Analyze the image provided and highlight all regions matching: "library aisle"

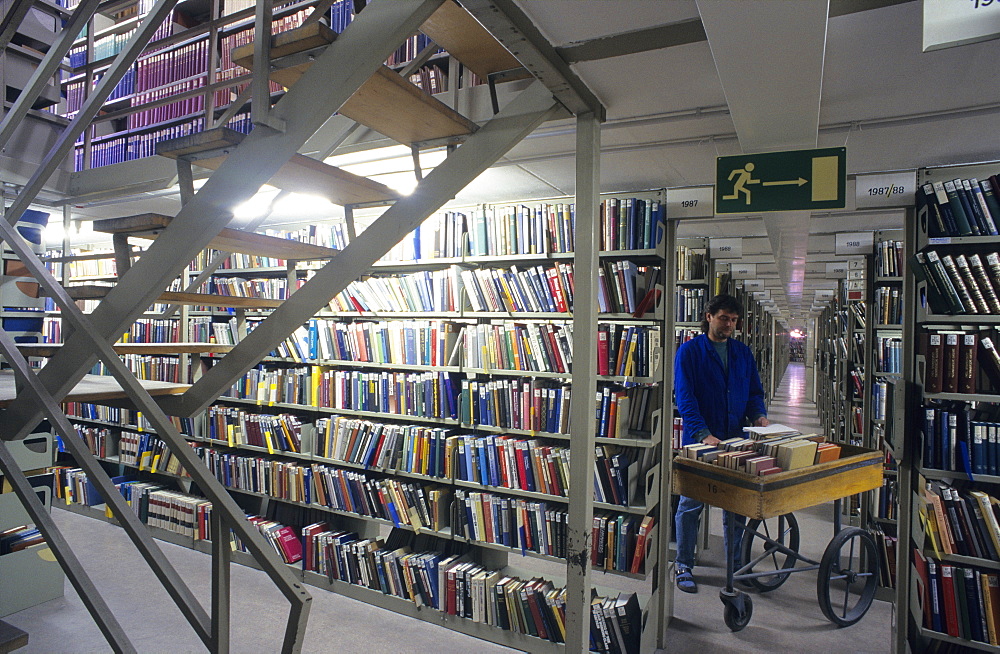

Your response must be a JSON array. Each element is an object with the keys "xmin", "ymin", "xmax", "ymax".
[{"xmin": 665, "ymin": 362, "xmax": 893, "ymax": 654}]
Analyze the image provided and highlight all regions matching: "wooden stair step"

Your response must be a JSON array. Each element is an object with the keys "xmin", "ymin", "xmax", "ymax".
[
  {"xmin": 231, "ymin": 23, "xmax": 478, "ymax": 146},
  {"xmin": 156, "ymin": 127, "xmax": 399, "ymax": 206},
  {"xmin": 92, "ymin": 211, "xmax": 339, "ymax": 261},
  {"xmin": 57, "ymin": 284, "xmax": 285, "ymax": 309},
  {"xmin": 420, "ymin": 0, "xmax": 528, "ymax": 80},
  {"xmin": 18, "ymin": 342, "xmax": 236, "ymax": 357},
  {"xmin": 0, "ymin": 620, "xmax": 27, "ymax": 654},
  {"xmin": 0, "ymin": 371, "xmax": 188, "ymax": 407}
]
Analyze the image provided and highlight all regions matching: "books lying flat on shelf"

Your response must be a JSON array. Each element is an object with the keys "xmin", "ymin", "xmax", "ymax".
[{"xmin": 742, "ymin": 423, "xmax": 799, "ymax": 438}]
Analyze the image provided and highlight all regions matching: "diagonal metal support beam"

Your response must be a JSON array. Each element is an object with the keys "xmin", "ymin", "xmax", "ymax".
[
  {"xmin": 4, "ymin": 0, "xmax": 179, "ymax": 227},
  {"xmin": 0, "ymin": 0, "xmax": 32, "ymax": 53},
  {"xmin": 3, "ymin": 0, "xmax": 447, "ymax": 441},
  {"xmin": 168, "ymin": 80, "xmax": 563, "ymax": 415},
  {"xmin": 0, "ymin": 0, "xmax": 103, "ymax": 151},
  {"xmin": 0, "ymin": 439, "xmax": 135, "ymax": 653},
  {"xmin": 0, "ymin": 199, "xmax": 311, "ymax": 652}
]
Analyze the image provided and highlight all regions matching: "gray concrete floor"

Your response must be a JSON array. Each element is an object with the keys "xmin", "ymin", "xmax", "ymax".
[{"xmin": 5, "ymin": 362, "xmax": 894, "ymax": 652}]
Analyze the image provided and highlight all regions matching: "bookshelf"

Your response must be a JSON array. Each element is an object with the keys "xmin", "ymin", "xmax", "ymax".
[
  {"xmin": 50, "ymin": 191, "xmax": 670, "ymax": 653},
  {"xmin": 902, "ymin": 161, "xmax": 1000, "ymax": 652}
]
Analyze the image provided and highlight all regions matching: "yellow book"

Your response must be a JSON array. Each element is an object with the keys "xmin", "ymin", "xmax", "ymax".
[
  {"xmin": 919, "ymin": 499, "xmax": 943, "ymax": 558},
  {"xmin": 310, "ymin": 366, "xmax": 321, "ymax": 408}
]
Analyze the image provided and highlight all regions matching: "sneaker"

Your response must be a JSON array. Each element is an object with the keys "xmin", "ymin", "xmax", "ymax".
[{"xmin": 676, "ymin": 566, "xmax": 697, "ymax": 593}]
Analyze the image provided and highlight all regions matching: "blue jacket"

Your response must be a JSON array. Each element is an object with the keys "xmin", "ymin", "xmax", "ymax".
[{"xmin": 675, "ymin": 334, "xmax": 767, "ymax": 445}]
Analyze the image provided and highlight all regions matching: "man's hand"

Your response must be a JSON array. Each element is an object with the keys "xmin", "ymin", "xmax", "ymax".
[
  {"xmin": 702, "ymin": 435, "xmax": 720, "ymax": 446},
  {"xmin": 754, "ymin": 417, "xmax": 770, "ymax": 427}
]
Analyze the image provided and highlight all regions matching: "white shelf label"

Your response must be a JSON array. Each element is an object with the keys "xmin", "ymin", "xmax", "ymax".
[
  {"xmin": 826, "ymin": 262, "xmax": 848, "ymax": 278},
  {"xmin": 848, "ymin": 269, "xmax": 866, "ymax": 280},
  {"xmin": 848, "ymin": 280, "xmax": 866, "ymax": 290},
  {"xmin": 836, "ymin": 232, "xmax": 874, "ymax": 255},
  {"xmin": 709, "ymin": 237, "xmax": 743, "ymax": 259},
  {"xmin": 666, "ymin": 186, "xmax": 715, "ymax": 219},
  {"xmin": 855, "ymin": 171, "xmax": 916, "ymax": 208},
  {"xmin": 743, "ymin": 280, "xmax": 765, "ymax": 291},
  {"xmin": 731, "ymin": 263, "xmax": 756, "ymax": 279},
  {"xmin": 924, "ymin": 0, "xmax": 1000, "ymax": 51}
]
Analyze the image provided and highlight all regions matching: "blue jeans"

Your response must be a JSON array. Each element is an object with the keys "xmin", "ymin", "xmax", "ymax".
[{"xmin": 674, "ymin": 495, "xmax": 746, "ymax": 571}]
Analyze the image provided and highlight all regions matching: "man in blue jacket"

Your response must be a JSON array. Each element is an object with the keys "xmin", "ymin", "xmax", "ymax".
[{"xmin": 673, "ymin": 294, "xmax": 768, "ymax": 593}]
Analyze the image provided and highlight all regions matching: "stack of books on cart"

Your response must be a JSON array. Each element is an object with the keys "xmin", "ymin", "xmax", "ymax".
[{"xmin": 677, "ymin": 424, "xmax": 842, "ymax": 476}]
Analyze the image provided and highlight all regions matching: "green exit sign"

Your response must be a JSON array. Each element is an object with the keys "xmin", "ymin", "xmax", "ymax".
[{"xmin": 716, "ymin": 147, "xmax": 846, "ymax": 213}]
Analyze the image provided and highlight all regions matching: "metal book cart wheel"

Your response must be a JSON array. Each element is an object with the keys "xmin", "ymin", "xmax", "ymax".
[{"xmin": 673, "ymin": 444, "xmax": 884, "ymax": 632}]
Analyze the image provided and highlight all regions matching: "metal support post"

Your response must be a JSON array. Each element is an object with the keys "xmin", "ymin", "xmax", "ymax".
[
  {"xmin": 0, "ymin": 0, "xmax": 102, "ymax": 150},
  {"xmin": 211, "ymin": 510, "xmax": 231, "ymax": 654},
  {"xmin": 251, "ymin": 0, "xmax": 284, "ymax": 132},
  {"xmin": 170, "ymin": 81, "xmax": 562, "ymax": 415},
  {"xmin": 5, "ymin": 0, "xmax": 449, "ymax": 439},
  {"xmin": 112, "ymin": 234, "xmax": 132, "ymax": 275},
  {"xmin": 0, "ymin": 0, "xmax": 32, "ymax": 52},
  {"xmin": 563, "ymin": 111, "xmax": 599, "ymax": 653},
  {"xmin": 0, "ymin": 442, "xmax": 135, "ymax": 653}
]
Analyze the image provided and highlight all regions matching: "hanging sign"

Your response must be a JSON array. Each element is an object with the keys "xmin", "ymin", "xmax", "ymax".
[
  {"xmin": 709, "ymin": 238, "xmax": 743, "ymax": 259},
  {"xmin": 730, "ymin": 263, "xmax": 756, "ymax": 279},
  {"xmin": 666, "ymin": 186, "xmax": 715, "ymax": 219},
  {"xmin": 923, "ymin": 0, "xmax": 1000, "ymax": 51},
  {"xmin": 855, "ymin": 171, "xmax": 916, "ymax": 208},
  {"xmin": 826, "ymin": 262, "xmax": 848, "ymax": 278},
  {"xmin": 835, "ymin": 232, "xmax": 874, "ymax": 255},
  {"xmin": 715, "ymin": 147, "xmax": 846, "ymax": 213}
]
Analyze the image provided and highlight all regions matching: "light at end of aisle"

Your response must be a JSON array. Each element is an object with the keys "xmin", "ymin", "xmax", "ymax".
[{"xmin": 790, "ymin": 329, "xmax": 805, "ymax": 339}]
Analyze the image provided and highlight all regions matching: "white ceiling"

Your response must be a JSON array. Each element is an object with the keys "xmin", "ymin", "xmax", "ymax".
[{"xmin": 49, "ymin": 0, "xmax": 1000, "ymax": 329}]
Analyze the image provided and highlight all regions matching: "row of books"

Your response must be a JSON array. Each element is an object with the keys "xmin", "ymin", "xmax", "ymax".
[
  {"xmin": 919, "ymin": 174, "xmax": 1000, "ymax": 237},
  {"xmin": 600, "ymin": 198, "xmax": 666, "ymax": 253},
  {"xmin": 118, "ymin": 430, "xmax": 192, "ymax": 476},
  {"xmin": 873, "ymin": 380, "xmax": 894, "ymax": 421},
  {"xmin": 874, "ymin": 285, "xmax": 903, "ymax": 325},
  {"xmin": 204, "ymin": 406, "xmax": 303, "ymax": 453},
  {"xmin": 913, "ymin": 551, "xmax": 1000, "ymax": 646},
  {"xmin": 73, "ymin": 116, "xmax": 207, "ymax": 171},
  {"xmin": 450, "ymin": 434, "xmax": 570, "ymax": 498},
  {"xmin": 875, "ymin": 478, "xmax": 898, "ymax": 521},
  {"xmin": 591, "ymin": 513, "xmax": 654, "ymax": 576},
  {"xmin": 675, "ymin": 246, "xmax": 706, "ymax": 281},
  {"xmin": 874, "ymin": 334, "xmax": 903, "ymax": 374},
  {"xmin": 309, "ymin": 464, "xmax": 442, "ymax": 531},
  {"xmin": 920, "ymin": 403, "xmax": 1000, "ymax": 476},
  {"xmin": 875, "ymin": 238, "xmax": 905, "ymax": 278},
  {"xmin": 278, "ymin": 319, "xmax": 462, "ymax": 367},
  {"xmin": 913, "ymin": 249, "xmax": 1000, "ymax": 316},
  {"xmin": 120, "ymin": 354, "xmax": 192, "ymax": 383},
  {"xmin": 462, "ymin": 264, "xmax": 575, "ymax": 314},
  {"xmin": 920, "ymin": 482, "xmax": 1000, "ymax": 562},
  {"xmin": 674, "ymin": 328, "xmax": 700, "ymax": 347},
  {"xmin": 302, "ymin": 526, "xmax": 625, "ymax": 647},
  {"xmin": 384, "ymin": 211, "xmax": 467, "ymax": 261},
  {"xmin": 451, "ymin": 489, "xmax": 567, "ymax": 558},
  {"xmin": 315, "ymin": 417, "xmax": 451, "ymax": 477},
  {"xmin": 122, "ymin": 318, "xmax": 184, "ymax": 344},
  {"xmin": 199, "ymin": 448, "xmax": 313, "ymax": 505},
  {"xmin": 921, "ymin": 329, "xmax": 1000, "ymax": 394},
  {"xmin": 462, "ymin": 322, "xmax": 574, "ymax": 374},
  {"xmin": 332, "ymin": 268, "xmax": 462, "ymax": 313},
  {"xmin": 202, "ymin": 276, "xmax": 302, "ymax": 300},
  {"xmin": 74, "ymin": 424, "xmax": 114, "ymax": 459},
  {"xmin": 870, "ymin": 524, "xmax": 897, "ymax": 590},
  {"xmin": 0, "ymin": 525, "xmax": 44, "ymax": 556},
  {"xmin": 674, "ymin": 287, "xmax": 707, "ymax": 323},
  {"xmin": 127, "ymin": 78, "xmax": 206, "ymax": 131},
  {"xmin": 458, "ymin": 378, "xmax": 571, "ymax": 435},
  {"xmin": 469, "ymin": 203, "xmax": 576, "ymax": 257}
]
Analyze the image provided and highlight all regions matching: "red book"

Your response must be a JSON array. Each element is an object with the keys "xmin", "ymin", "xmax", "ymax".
[
  {"xmin": 941, "ymin": 564, "xmax": 960, "ymax": 637},
  {"xmin": 515, "ymin": 443, "xmax": 530, "ymax": 490},
  {"xmin": 523, "ymin": 586, "xmax": 549, "ymax": 640},
  {"xmin": 545, "ymin": 324, "xmax": 565, "ymax": 373},
  {"xmin": 275, "ymin": 525, "xmax": 303, "ymax": 564},
  {"xmin": 629, "ymin": 516, "xmax": 655, "ymax": 574},
  {"xmin": 597, "ymin": 329, "xmax": 610, "ymax": 376},
  {"xmin": 546, "ymin": 267, "xmax": 568, "ymax": 312}
]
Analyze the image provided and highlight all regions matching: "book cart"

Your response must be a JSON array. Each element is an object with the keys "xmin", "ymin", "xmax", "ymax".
[{"xmin": 673, "ymin": 444, "xmax": 884, "ymax": 631}]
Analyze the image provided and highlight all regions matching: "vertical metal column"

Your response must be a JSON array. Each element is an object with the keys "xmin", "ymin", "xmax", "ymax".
[
  {"xmin": 211, "ymin": 510, "xmax": 231, "ymax": 653},
  {"xmin": 564, "ymin": 111, "xmax": 599, "ymax": 653}
]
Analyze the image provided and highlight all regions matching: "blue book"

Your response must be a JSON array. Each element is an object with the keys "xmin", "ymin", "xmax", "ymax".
[{"xmin": 476, "ymin": 439, "xmax": 489, "ymax": 485}]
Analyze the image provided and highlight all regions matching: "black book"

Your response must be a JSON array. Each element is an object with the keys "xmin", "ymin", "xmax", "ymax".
[
  {"xmin": 962, "ymin": 566, "xmax": 985, "ymax": 642},
  {"xmin": 920, "ymin": 183, "xmax": 950, "ymax": 237},
  {"xmin": 614, "ymin": 592, "xmax": 642, "ymax": 654},
  {"xmin": 954, "ymin": 179, "xmax": 983, "ymax": 235}
]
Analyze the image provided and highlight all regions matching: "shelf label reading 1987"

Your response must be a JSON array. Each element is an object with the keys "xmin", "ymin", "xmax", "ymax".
[{"xmin": 666, "ymin": 186, "xmax": 714, "ymax": 219}]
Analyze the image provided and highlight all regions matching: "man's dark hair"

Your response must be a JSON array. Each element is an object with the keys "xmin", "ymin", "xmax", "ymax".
[{"xmin": 701, "ymin": 294, "xmax": 743, "ymax": 332}]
